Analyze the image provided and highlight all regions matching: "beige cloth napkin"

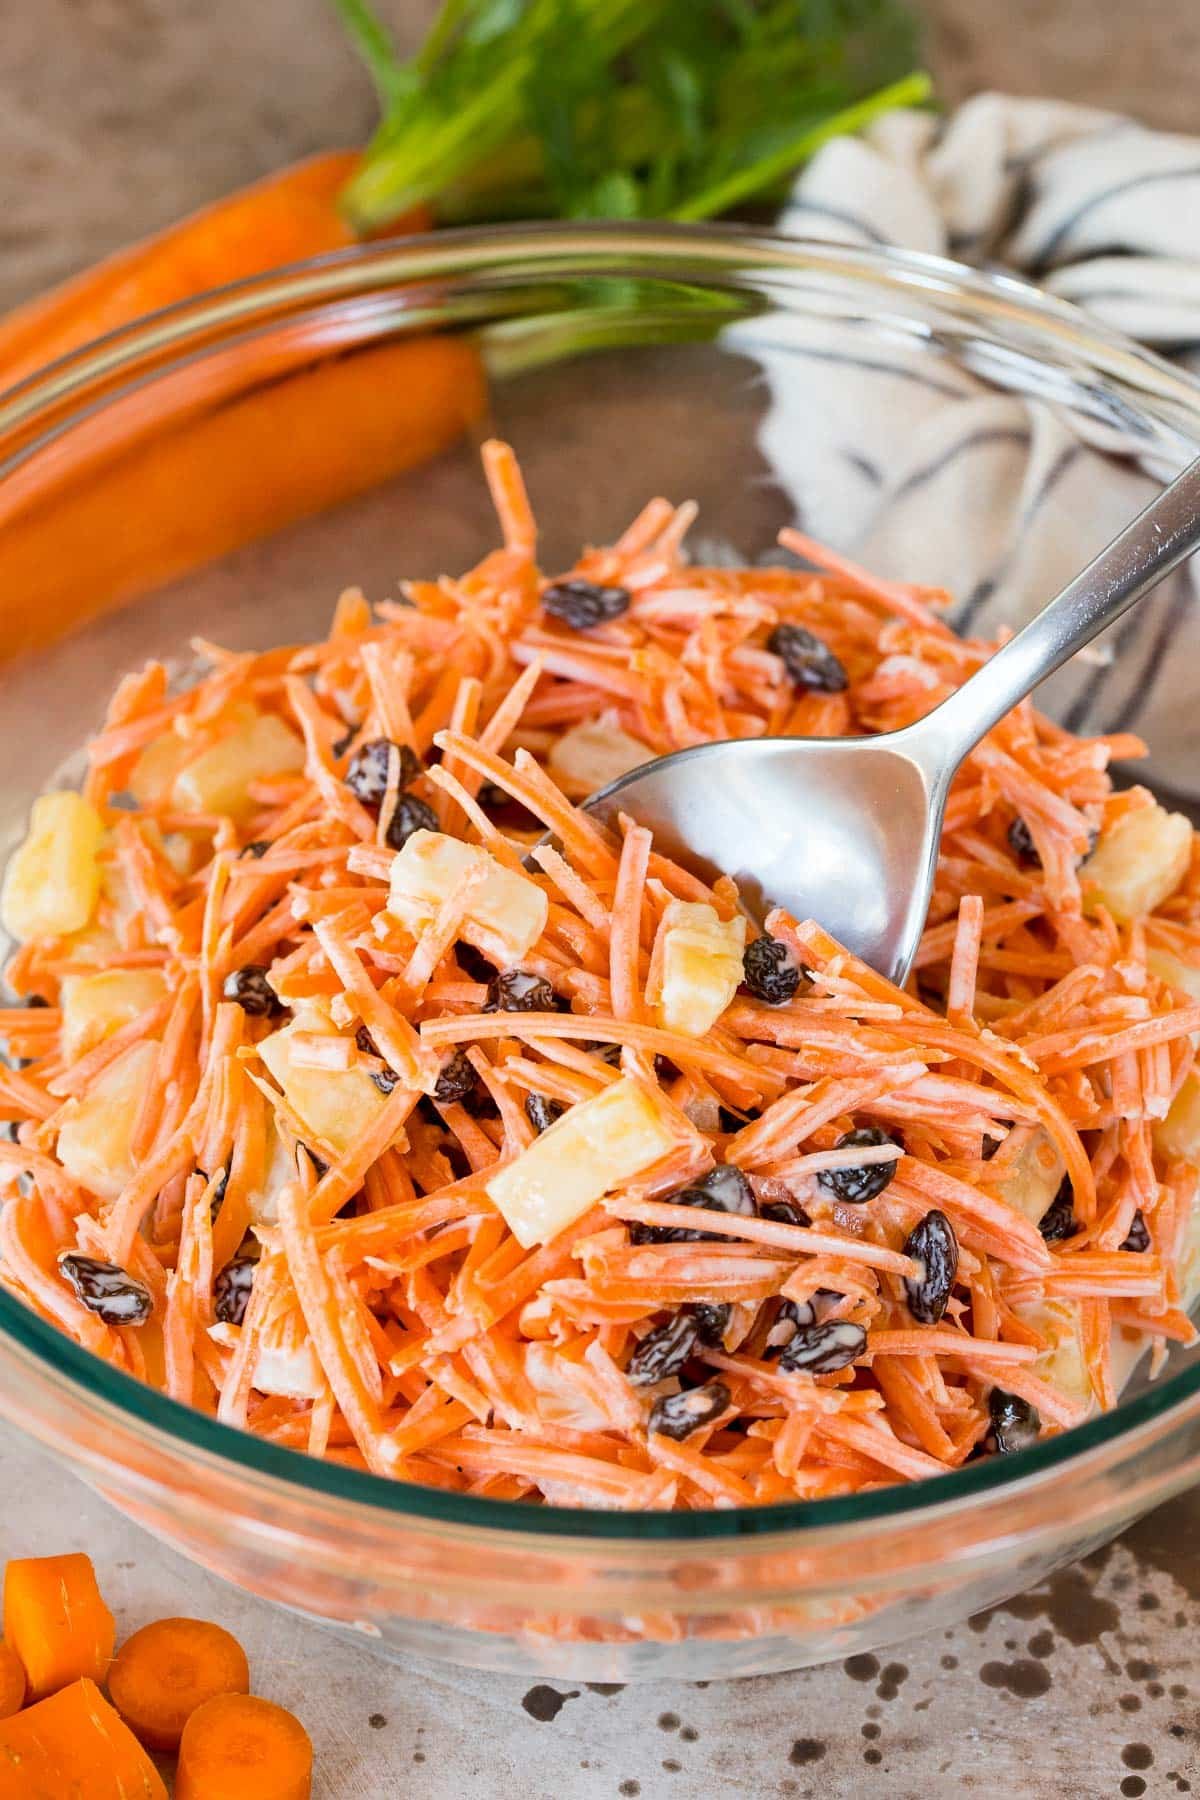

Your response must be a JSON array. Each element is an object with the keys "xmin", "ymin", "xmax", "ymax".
[{"xmin": 751, "ymin": 95, "xmax": 1200, "ymax": 792}]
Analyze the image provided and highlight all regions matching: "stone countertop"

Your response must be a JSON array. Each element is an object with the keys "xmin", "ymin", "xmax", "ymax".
[
  {"xmin": 2, "ymin": 3, "xmax": 1199, "ymax": 1794},
  {"xmin": 1, "ymin": 1437, "xmax": 1197, "ymax": 1799}
]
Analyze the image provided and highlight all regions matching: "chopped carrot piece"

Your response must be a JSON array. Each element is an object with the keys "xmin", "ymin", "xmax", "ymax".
[
  {"xmin": 0, "ymin": 1646, "xmax": 23, "ymax": 1721},
  {"xmin": 2, "ymin": 1554, "xmax": 115, "ymax": 1703},
  {"xmin": 0, "ymin": 1678, "xmax": 166, "ymax": 1798},
  {"xmin": 176, "ymin": 1692, "xmax": 312, "ymax": 1800},
  {"xmin": 108, "ymin": 1616, "xmax": 250, "ymax": 1752}
]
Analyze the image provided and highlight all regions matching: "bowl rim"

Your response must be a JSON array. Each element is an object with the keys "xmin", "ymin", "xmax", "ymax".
[{"xmin": 3, "ymin": 218, "xmax": 1200, "ymax": 1543}]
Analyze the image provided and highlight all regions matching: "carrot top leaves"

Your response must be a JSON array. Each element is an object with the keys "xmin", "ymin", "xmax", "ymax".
[{"xmin": 333, "ymin": 0, "xmax": 929, "ymax": 230}]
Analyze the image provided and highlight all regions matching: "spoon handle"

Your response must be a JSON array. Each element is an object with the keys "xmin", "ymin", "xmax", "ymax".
[{"xmin": 909, "ymin": 455, "xmax": 1200, "ymax": 779}]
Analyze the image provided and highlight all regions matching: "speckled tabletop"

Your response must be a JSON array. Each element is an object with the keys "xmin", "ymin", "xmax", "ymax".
[{"xmin": 2, "ymin": 2, "xmax": 1200, "ymax": 1795}]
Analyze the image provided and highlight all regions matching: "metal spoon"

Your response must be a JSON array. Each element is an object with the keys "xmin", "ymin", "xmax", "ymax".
[{"xmin": 583, "ymin": 457, "xmax": 1200, "ymax": 985}]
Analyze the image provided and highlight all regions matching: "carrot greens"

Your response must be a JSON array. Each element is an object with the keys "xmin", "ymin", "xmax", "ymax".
[{"xmin": 334, "ymin": 0, "xmax": 929, "ymax": 231}]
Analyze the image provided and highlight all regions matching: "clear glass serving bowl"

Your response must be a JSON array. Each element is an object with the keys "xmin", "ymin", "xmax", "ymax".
[{"xmin": 1, "ymin": 225, "xmax": 1199, "ymax": 1681}]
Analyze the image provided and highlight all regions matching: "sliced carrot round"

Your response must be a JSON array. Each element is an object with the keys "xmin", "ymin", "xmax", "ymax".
[
  {"xmin": 0, "ymin": 1643, "xmax": 25, "ymax": 1721},
  {"xmin": 176, "ymin": 1692, "xmax": 312, "ymax": 1800},
  {"xmin": 108, "ymin": 1616, "xmax": 250, "ymax": 1752}
]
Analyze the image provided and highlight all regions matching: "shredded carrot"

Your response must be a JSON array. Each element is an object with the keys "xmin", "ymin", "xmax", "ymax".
[{"xmin": 1, "ymin": 441, "xmax": 1197, "ymax": 1539}]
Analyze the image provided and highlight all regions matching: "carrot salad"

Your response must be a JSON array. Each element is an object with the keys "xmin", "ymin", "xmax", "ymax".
[{"xmin": 1, "ymin": 440, "xmax": 1198, "ymax": 1511}]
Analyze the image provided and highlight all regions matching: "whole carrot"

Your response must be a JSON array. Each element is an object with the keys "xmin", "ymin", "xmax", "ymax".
[
  {"xmin": 0, "ymin": 152, "xmax": 474, "ymax": 657},
  {"xmin": 0, "ymin": 332, "xmax": 487, "ymax": 657},
  {"xmin": 0, "ymin": 152, "xmax": 428, "ymax": 394}
]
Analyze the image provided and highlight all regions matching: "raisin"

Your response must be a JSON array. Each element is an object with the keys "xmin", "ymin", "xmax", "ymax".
[
  {"xmin": 525, "ymin": 1093, "xmax": 564, "ymax": 1134},
  {"xmin": 816, "ymin": 1126, "xmax": 900, "ymax": 1204},
  {"xmin": 589, "ymin": 1041, "xmax": 624, "ymax": 1067},
  {"xmin": 764, "ymin": 1297, "xmax": 816, "ymax": 1357},
  {"xmin": 355, "ymin": 1026, "xmax": 399, "ymax": 1095},
  {"xmin": 1120, "ymin": 1210, "xmax": 1151, "ymax": 1253},
  {"xmin": 239, "ymin": 839, "xmax": 272, "ymax": 859},
  {"xmin": 221, "ymin": 965, "xmax": 282, "ymax": 1017},
  {"xmin": 742, "ymin": 935, "xmax": 808, "ymax": 1005},
  {"xmin": 648, "ymin": 1380, "xmax": 730, "ymax": 1441},
  {"xmin": 1039, "ymin": 1176, "xmax": 1080, "ymax": 1242},
  {"xmin": 58, "ymin": 1252, "xmax": 152, "ymax": 1326},
  {"xmin": 23, "ymin": 994, "xmax": 49, "ymax": 1009},
  {"xmin": 542, "ymin": 579, "xmax": 631, "ymax": 630},
  {"xmin": 461, "ymin": 1083, "xmax": 499, "ymax": 1120},
  {"xmin": 346, "ymin": 738, "xmax": 422, "ymax": 808},
  {"xmin": 903, "ymin": 1209, "xmax": 959, "ymax": 1324},
  {"xmin": 759, "ymin": 1192, "xmax": 811, "ymax": 1228},
  {"xmin": 627, "ymin": 1312, "xmax": 699, "ymax": 1386},
  {"xmin": 484, "ymin": 970, "xmax": 556, "ymax": 1013},
  {"xmin": 383, "ymin": 793, "xmax": 438, "ymax": 851},
  {"xmin": 989, "ymin": 1387, "xmax": 1041, "ymax": 1454},
  {"xmin": 455, "ymin": 941, "xmax": 496, "ymax": 984},
  {"xmin": 196, "ymin": 1166, "xmax": 229, "ymax": 1220},
  {"xmin": 433, "ymin": 1051, "xmax": 477, "ymax": 1104},
  {"xmin": 777, "ymin": 1318, "xmax": 866, "ymax": 1374},
  {"xmin": 214, "ymin": 1256, "xmax": 257, "ymax": 1327},
  {"xmin": 331, "ymin": 722, "xmax": 359, "ymax": 761},
  {"xmin": 1009, "ymin": 815, "xmax": 1097, "ymax": 870},
  {"xmin": 686, "ymin": 1302, "xmax": 731, "ymax": 1347},
  {"xmin": 1007, "ymin": 815, "xmax": 1040, "ymax": 867},
  {"xmin": 632, "ymin": 1164, "xmax": 756, "ymax": 1244},
  {"xmin": 767, "ymin": 623, "xmax": 848, "ymax": 693}
]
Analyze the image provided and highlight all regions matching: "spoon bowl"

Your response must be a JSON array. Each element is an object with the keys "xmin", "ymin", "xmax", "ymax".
[
  {"xmin": 586, "ymin": 457, "xmax": 1200, "ymax": 981},
  {"xmin": 585, "ymin": 729, "xmax": 942, "ymax": 984}
]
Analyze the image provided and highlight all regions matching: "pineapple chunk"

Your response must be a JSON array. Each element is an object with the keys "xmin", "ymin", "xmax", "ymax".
[
  {"xmin": 992, "ymin": 1128, "xmax": 1065, "ymax": 1228},
  {"xmin": 259, "ymin": 1019, "xmax": 389, "ymax": 1159},
  {"xmin": 1154, "ymin": 1069, "xmax": 1200, "ymax": 1162},
  {"xmin": 650, "ymin": 901, "xmax": 746, "ymax": 1039},
  {"xmin": 129, "ymin": 702, "xmax": 256, "ymax": 807},
  {"xmin": 1146, "ymin": 946, "xmax": 1200, "ymax": 1004},
  {"xmin": 486, "ymin": 1077, "xmax": 679, "ymax": 1248},
  {"xmin": 128, "ymin": 729, "xmax": 195, "ymax": 809},
  {"xmin": 1083, "ymin": 803, "xmax": 1192, "ymax": 923},
  {"xmin": 1016, "ymin": 1296, "xmax": 1093, "ymax": 1411},
  {"xmin": 1, "ymin": 792, "xmax": 104, "ymax": 942},
  {"xmin": 387, "ymin": 830, "xmax": 548, "ymax": 965},
  {"xmin": 252, "ymin": 1335, "xmax": 323, "ymax": 1400},
  {"xmin": 547, "ymin": 716, "xmax": 652, "ymax": 796},
  {"xmin": 245, "ymin": 1123, "xmax": 296, "ymax": 1227},
  {"xmin": 60, "ymin": 969, "xmax": 169, "ymax": 1060},
  {"xmin": 171, "ymin": 710, "xmax": 304, "ymax": 819},
  {"xmin": 56, "ymin": 1040, "xmax": 160, "ymax": 1199}
]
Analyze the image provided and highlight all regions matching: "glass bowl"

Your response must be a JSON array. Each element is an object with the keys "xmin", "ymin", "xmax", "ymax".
[{"xmin": 1, "ymin": 224, "xmax": 1199, "ymax": 1681}]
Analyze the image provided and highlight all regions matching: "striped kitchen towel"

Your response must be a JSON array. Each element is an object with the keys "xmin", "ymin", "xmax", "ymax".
[{"xmin": 756, "ymin": 94, "xmax": 1200, "ymax": 793}]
